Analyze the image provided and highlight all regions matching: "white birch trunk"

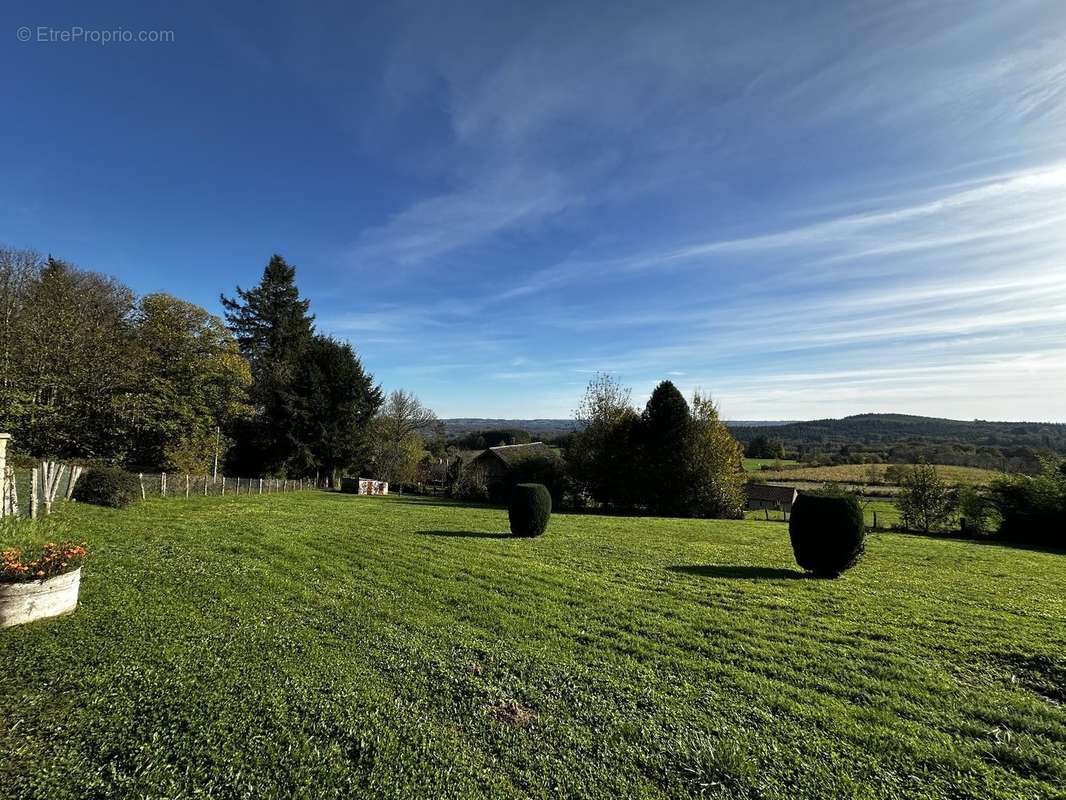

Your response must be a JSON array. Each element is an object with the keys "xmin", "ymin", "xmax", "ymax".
[
  {"xmin": 30, "ymin": 467, "xmax": 38, "ymax": 519},
  {"xmin": 6, "ymin": 466, "xmax": 18, "ymax": 516},
  {"xmin": 64, "ymin": 465, "xmax": 83, "ymax": 501}
]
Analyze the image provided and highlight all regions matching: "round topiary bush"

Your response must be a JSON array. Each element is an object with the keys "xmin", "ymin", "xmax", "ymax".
[
  {"xmin": 72, "ymin": 466, "xmax": 141, "ymax": 508},
  {"xmin": 788, "ymin": 491, "xmax": 865, "ymax": 577},
  {"xmin": 508, "ymin": 483, "xmax": 552, "ymax": 537}
]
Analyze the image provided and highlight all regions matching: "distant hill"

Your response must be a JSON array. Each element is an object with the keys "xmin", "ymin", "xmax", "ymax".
[
  {"xmin": 443, "ymin": 418, "xmax": 793, "ymax": 437},
  {"xmin": 731, "ymin": 413, "xmax": 1066, "ymax": 472},
  {"xmin": 443, "ymin": 413, "xmax": 1066, "ymax": 472},
  {"xmin": 442, "ymin": 419, "xmax": 582, "ymax": 439}
]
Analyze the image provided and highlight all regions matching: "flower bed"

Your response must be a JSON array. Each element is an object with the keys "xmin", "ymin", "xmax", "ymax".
[{"xmin": 1, "ymin": 541, "xmax": 87, "ymax": 628}]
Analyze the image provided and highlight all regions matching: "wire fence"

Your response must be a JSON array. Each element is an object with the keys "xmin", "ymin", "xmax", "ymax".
[
  {"xmin": 134, "ymin": 473, "xmax": 325, "ymax": 499},
  {"xmin": 1, "ymin": 467, "xmax": 324, "ymax": 520}
]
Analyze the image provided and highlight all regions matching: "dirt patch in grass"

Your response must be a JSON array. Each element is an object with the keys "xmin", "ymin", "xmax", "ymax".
[{"xmin": 489, "ymin": 699, "xmax": 537, "ymax": 728}]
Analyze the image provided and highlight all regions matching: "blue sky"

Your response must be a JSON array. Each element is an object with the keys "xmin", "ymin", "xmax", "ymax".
[{"xmin": 3, "ymin": 1, "xmax": 1065, "ymax": 420}]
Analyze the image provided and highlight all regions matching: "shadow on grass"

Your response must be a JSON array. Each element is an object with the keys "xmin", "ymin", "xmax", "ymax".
[
  {"xmin": 668, "ymin": 564, "xmax": 810, "ymax": 580},
  {"xmin": 887, "ymin": 528, "xmax": 1066, "ymax": 556},
  {"xmin": 418, "ymin": 530, "xmax": 513, "ymax": 539}
]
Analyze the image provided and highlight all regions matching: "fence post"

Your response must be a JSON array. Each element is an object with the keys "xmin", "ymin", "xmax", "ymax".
[
  {"xmin": 185, "ymin": 474, "xmax": 190, "ymax": 498},
  {"xmin": 139, "ymin": 473, "xmax": 146, "ymax": 500},
  {"xmin": 30, "ymin": 467, "xmax": 39, "ymax": 519},
  {"xmin": 161, "ymin": 472, "xmax": 167, "ymax": 498},
  {"xmin": 259, "ymin": 478, "xmax": 263, "ymax": 495},
  {"xmin": 204, "ymin": 475, "xmax": 208, "ymax": 496},
  {"xmin": 221, "ymin": 476, "xmax": 226, "ymax": 496}
]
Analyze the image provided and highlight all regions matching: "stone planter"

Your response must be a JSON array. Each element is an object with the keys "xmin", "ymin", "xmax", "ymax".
[{"xmin": 0, "ymin": 567, "xmax": 81, "ymax": 628}]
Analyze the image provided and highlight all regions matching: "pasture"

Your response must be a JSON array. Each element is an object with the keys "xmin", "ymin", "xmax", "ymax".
[
  {"xmin": 753, "ymin": 463, "xmax": 1000, "ymax": 487},
  {"xmin": 743, "ymin": 498, "xmax": 901, "ymax": 528},
  {"xmin": 742, "ymin": 457, "xmax": 800, "ymax": 472},
  {"xmin": 2, "ymin": 493, "xmax": 1064, "ymax": 799}
]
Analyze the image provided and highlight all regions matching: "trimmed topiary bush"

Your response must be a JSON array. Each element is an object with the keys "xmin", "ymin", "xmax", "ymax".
[
  {"xmin": 788, "ymin": 491, "xmax": 865, "ymax": 577},
  {"xmin": 72, "ymin": 466, "xmax": 141, "ymax": 508},
  {"xmin": 508, "ymin": 483, "xmax": 552, "ymax": 537}
]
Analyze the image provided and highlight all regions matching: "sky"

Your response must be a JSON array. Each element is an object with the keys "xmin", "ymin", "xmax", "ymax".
[{"xmin": 2, "ymin": 0, "xmax": 1065, "ymax": 421}]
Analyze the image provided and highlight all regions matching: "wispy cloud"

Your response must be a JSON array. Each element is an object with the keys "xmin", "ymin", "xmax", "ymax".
[
  {"xmin": 349, "ymin": 166, "xmax": 575, "ymax": 266},
  {"xmin": 315, "ymin": 2, "xmax": 1066, "ymax": 419}
]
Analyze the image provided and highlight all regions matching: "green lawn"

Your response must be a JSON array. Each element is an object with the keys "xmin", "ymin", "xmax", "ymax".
[
  {"xmin": 744, "ymin": 499, "xmax": 901, "ymax": 529},
  {"xmin": 2, "ymin": 493, "xmax": 1064, "ymax": 799}
]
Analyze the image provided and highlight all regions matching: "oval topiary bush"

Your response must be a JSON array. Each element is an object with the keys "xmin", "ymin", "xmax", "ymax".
[
  {"xmin": 788, "ymin": 491, "xmax": 866, "ymax": 577},
  {"xmin": 508, "ymin": 483, "xmax": 552, "ymax": 537},
  {"xmin": 72, "ymin": 466, "xmax": 141, "ymax": 508}
]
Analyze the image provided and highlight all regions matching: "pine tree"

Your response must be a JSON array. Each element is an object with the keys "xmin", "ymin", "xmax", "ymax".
[
  {"xmin": 290, "ymin": 336, "xmax": 383, "ymax": 485},
  {"xmin": 221, "ymin": 255, "xmax": 315, "ymax": 473}
]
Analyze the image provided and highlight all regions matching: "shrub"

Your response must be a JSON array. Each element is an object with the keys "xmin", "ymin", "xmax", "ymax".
[
  {"xmin": 452, "ymin": 463, "xmax": 489, "ymax": 502},
  {"xmin": 72, "ymin": 466, "xmax": 141, "ymax": 508},
  {"xmin": 505, "ymin": 452, "xmax": 569, "ymax": 508},
  {"xmin": 508, "ymin": 483, "xmax": 552, "ymax": 537},
  {"xmin": 958, "ymin": 486, "xmax": 997, "ymax": 535},
  {"xmin": 884, "ymin": 464, "xmax": 912, "ymax": 484},
  {"xmin": 897, "ymin": 463, "xmax": 956, "ymax": 533},
  {"xmin": 989, "ymin": 459, "xmax": 1066, "ymax": 548},
  {"xmin": 788, "ymin": 491, "xmax": 866, "ymax": 577}
]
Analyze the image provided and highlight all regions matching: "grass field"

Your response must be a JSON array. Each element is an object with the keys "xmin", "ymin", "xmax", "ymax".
[
  {"xmin": 744, "ymin": 498, "xmax": 901, "ymax": 529},
  {"xmin": 2, "ymin": 493, "xmax": 1064, "ymax": 799},
  {"xmin": 742, "ymin": 458, "xmax": 800, "ymax": 472},
  {"xmin": 753, "ymin": 463, "xmax": 1000, "ymax": 487}
]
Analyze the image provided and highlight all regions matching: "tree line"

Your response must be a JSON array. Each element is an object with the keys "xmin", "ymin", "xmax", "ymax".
[
  {"xmin": 732, "ymin": 414, "xmax": 1066, "ymax": 473},
  {"xmin": 0, "ymin": 245, "xmax": 438, "ymax": 484}
]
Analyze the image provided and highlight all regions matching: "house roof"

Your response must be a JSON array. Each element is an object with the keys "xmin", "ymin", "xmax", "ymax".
[
  {"xmin": 746, "ymin": 484, "xmax": 798, "ymax": 504},
  {"xmin": 474, "ymin": 441, "xmax": 554, "ymax": 467}
]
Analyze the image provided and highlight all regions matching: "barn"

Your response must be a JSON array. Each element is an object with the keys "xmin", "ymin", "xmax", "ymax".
[
  {"xmin": 469, "ymin": 442, "xmax": 554, "ymax": 499},
  {"xmin": 745, "ymin": 483, "xmax": 799, "ymax": 514}
]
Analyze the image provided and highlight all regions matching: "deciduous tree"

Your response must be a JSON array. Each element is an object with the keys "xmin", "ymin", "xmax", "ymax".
[
  {"xmin": 687, "ymin": 391, "xmax": 745, "ymax": 518},
  {"xmin": 126, "ymin": 293, "xmax": 253, "ymax": 472},
  {"xmin": 367, "ymin": 390, "xmax": 438, "ymax": 485}
]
